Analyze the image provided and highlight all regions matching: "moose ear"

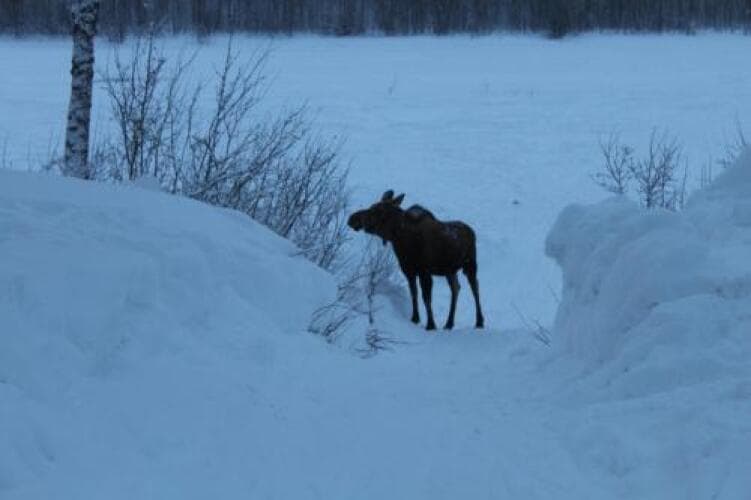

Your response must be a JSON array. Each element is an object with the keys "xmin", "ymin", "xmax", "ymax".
[
  {"xmin": 381, "ymin": 189, "xmax": 394, "ymax": 201},
  {"xmin": 393, "ymin": 193, "xmax": 405, "ymax": 206}
]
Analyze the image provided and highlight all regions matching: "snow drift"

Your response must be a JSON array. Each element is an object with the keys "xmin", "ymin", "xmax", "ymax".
[
  {"xmin": 546, "ymin": 148, "xmax": 751, "ymax": 392},
  {"xmin": 545, "ymin": 148, "xmax": 751, "ymax": 498},
  {"xmin": 3, "ymin": 148, "xmax": 751, "ymax": 499},
  {"xmin": 0, "ymin": 170, "xmax": 335, "ymax": 496}
]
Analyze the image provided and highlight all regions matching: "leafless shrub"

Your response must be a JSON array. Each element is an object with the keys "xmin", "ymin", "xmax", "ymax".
[
  {"xmin": 718, "ymin": 122, "xmax": 748, "ymax": 170},
  {"xmin": 594, "ymin": 129, "xmax": 687, "ymax": 211},
  {"xmin": 358, "ymin": 241, "xmax": 399, "ymax": 325},
  {"xmin": 307, "ymin": 295, "xmax": 357, "ymax": 343},
  {"xmin": 309, "ymin": 240, "xmax": 400, "ymax": 353},
  {"xmin": 699, "ymin": 123, "xmax": 748, "ymax": 188},
  {"xmin": 1, "ymin": 134, "xmax": 60, "ymax": 173},
  {"xmin": 356, "ymin": 327, "xmax": 404, "ymax": 358},
  {"xmin": 511, "ymin": 303, "xmax": 551, "ymax": 347},
  {"xmin": 97, "ymin": 35, "xmax": 349, "ymax": 270},
  {"xmin": 37, "ymin": 135, "xmax": 64, "ymax": 174},
  {"xmin": 629, "ymin": 130, "xmax": 686, "ymax": 210},
  {"xmin": 593, "ymin": 132, "xmax": 632, "ymax": 195},
  {"xmin": 308, "ymin": 268, "xmax": 359, "ymax": 343},
  {"xmin": 99, "ymin": 32, "xmax": 198, "ymax": 184}
]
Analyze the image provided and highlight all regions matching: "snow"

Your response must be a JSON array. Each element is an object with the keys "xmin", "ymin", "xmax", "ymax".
[
  {"xmin": 544, "ymin": 149, "xmax": 751, "ymax": 498},
  {"xmin": 2, "ymin": 155, "xmax": 749, "ymax": 500},
  {"xmin": 0, "ymin": 169, "xmax": 597, "ymax": 499},
  {"xmin": 547, "ymin": 149, "xmax": 751, "ymax": 372},
  {"xmin": 1, "ymin": 34, "xmax": 751, "ymax": 499},
  {"xmin": 0, "ymin": 169, "xmax": 337, "ymax": 497}
]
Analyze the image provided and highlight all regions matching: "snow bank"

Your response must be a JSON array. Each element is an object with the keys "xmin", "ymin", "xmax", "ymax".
[
  {"xmin": 0, "ymin": 170, "xmax": 335, "ymax": 496},
  {"xmin": 546, "ymin": 149, "xmax": 751, "ymax": 384},
  {"xmin": 545, "ymin": 149, "xmax": 751, "ymax": 499}
]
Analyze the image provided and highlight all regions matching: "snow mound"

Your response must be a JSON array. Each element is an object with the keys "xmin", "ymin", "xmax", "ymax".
[
  {"xmin": 546, "ymin": 148, "xmax": 751, "ymax": 396},
  {"xmin": 0, "ymin": 170, "xmax": 334, "ymax": 496},
  {"xmin": 544, "ymin": 149, "xmax": 751, "ymax": 499}
]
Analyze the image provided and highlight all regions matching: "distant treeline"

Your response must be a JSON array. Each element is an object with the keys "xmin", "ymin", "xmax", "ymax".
[{"xmin": 1, "ymin": 0, "xmax": 750, "ymax": 38}]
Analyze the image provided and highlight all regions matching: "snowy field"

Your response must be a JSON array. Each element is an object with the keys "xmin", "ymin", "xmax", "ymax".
[{"xmin": 1, "ymin": 34, "xmax": 751, "ymax": 498}]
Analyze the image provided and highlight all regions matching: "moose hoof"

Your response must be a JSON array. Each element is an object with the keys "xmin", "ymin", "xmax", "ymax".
[
  {"xmin": 425, "ymin": 322, "xmax": 436, "ymax": 331},
  {"xmin": 443, "ymin": 322, "xmax": 454, "ymax": 331},
  {"xmin": 475, "ymin": 321, "xmax": 485, "ymax": 329},
  {"xmin": 411, "ymin": 315, "xmax": 420, "ymax": 324}
]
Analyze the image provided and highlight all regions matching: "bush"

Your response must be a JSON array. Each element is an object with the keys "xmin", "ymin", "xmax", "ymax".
[
  {"xmin": 309, "ymin": 240, "xmax": 401, "ymax": 354},
  {"xmin": 718, "ymin": 123, "xmax": 748, "ymax": 170},
  {"xmin": 594, "ymin": 130, "xmax": 687, "ymax": 211},
  {"xmin": 97, "ymin": 35, "xmax": 349, "ymax": 270}
]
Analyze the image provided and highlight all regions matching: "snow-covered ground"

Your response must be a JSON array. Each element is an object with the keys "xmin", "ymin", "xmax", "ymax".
[
  {"xmin": 1, "ymin": 34, "xmax": 750, "ymax": 498},
  {"xmin": 4, "ymin": 154, "xmax": 747, "ymax": 499},
  {"xmin": 2, "ymin": 145, "xmax": 750, "ymax": 500}
]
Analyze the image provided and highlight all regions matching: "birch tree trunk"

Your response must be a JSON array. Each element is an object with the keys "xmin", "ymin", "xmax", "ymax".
[{"xmin": 63, "ymin": 0, "xmax": 100, "ymax": 179}]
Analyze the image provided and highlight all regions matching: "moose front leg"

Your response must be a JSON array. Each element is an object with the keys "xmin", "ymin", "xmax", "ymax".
[
  {"xmin": 418, "ymin": 273, "xmax": 437, "ymax": 331},
  {"xmin": 406, "ymin": 273, "xmax": 420, "ymax": 324}
]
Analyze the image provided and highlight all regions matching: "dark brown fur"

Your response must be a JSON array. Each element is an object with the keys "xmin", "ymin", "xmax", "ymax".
[{"xmin": 348, "ymin": 190, "xmax": 484, "ymax": 331}]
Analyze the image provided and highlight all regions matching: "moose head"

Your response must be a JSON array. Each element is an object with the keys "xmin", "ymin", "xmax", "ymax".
[{"xmin": 347, "ymin": 190, "xmax": 406, "ymax": 245}]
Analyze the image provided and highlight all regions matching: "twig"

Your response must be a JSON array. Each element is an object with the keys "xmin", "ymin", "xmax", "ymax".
[{"xmin": 511, "ymin": 302, "xmax": 551, "ymax": 347}]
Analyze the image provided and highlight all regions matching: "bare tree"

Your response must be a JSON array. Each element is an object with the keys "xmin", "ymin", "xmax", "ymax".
[
  {"xmin": 629, "ymin": 130, "xmax": 686, "ymax": 210},
  {"xmin": 593, "ymin": 129, "xmax": 687, "ymax": 211},
  {"xmin": 63, "ymin": 0, "xmax": 100, "ymax": 179},
  {"xmin": 593, "ymin": 132, "xmax": 633, "ymax": 195}
]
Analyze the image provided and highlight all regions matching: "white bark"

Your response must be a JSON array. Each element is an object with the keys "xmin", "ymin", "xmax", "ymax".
[{"xmin": 63, "ymin": 0, "xmax": 100, "ymax": 179}]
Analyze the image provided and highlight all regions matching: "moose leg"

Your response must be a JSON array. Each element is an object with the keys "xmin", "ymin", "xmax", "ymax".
[
  {"xmin": 444, "ymin": 273, "xmax": 460, "ymax": 330},
  {"xmin": 418, "ymin": 273, "xmax": 437, "ymax": 331},
  {"xmin": 464, "ymin": 262, "xmax": 485, "ymax": 329},
  {"xmin": 406, "ymin": 273, "xmax": 420, "ymax": 324}
]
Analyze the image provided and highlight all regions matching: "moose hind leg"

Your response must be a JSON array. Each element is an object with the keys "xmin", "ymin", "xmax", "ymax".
[
  {"xmin": 444, "ymin": 273, "xmax": 460, "ymax": 330},
  {"xmin": 464, "ymin": 261, "xmax": 485, "ymax": 329},
  {"xmin": 407, "ymin": 273, "xmax": 420, "ymax": 324},
  {"xmin": 418, "ymin": 273, "xmax": 436, "ymax": 331}
]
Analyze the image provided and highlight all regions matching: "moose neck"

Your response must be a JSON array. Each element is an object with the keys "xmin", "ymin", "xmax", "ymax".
[{"xmin": 389, "ymin": 211, "xmax": 419, "ymax": 252}]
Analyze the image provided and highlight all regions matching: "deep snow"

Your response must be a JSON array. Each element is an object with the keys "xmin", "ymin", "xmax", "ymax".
[
  {"xmin": 544, "ymin": 149, "xmax": 751, "ymax": 499},
  {"xmin": 2, "ymin": 151, "xmax": 750, "ymax": 498},
  {"xmin": 0, "ymin": 169, "xmax": 592, "ymax": 499}
]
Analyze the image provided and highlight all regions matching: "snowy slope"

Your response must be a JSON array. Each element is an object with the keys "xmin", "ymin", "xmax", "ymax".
[
  {"xmin": 545, "ymin": 148, "xmax": 751, "ymax": 499},
  {"xmin": 0, "ymin": 170, "xmax": 336, "ymax": 497}
]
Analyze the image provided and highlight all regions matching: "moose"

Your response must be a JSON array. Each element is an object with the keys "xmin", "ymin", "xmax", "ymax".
[{"xmin": 348, "ymin": 190, "xmax": 484, "ymax": 331}]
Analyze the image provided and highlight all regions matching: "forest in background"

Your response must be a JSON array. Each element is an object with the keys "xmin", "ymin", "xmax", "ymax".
[{"xmin": 1, "ymin": 0, "xmax": 750, "ymax": 39}]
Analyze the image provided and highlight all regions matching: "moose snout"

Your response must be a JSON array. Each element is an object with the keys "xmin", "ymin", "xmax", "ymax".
[{"xmin": 348, "ymin": 212, "xmax": 364, "ymax": 231}]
